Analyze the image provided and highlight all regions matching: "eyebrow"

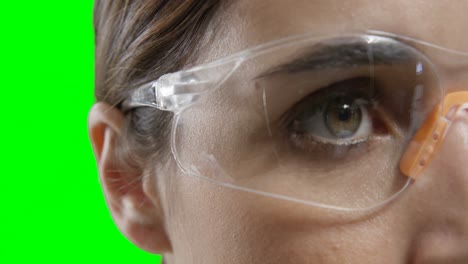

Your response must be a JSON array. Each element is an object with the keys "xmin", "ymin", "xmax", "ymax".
[{"xmin": 257, "ymin": 38, "xmax": 419, "ymax": 78}]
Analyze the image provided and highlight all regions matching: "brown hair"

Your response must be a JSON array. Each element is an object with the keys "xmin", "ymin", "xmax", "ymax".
[{"xmin": 94, "ymin": 0, "xmax": 222, "ymax": 169}]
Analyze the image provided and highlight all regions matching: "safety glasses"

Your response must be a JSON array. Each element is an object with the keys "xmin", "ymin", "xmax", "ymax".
[{"xmin": 123, "ymin": 30, "xmax": 468, "ymax": 211}]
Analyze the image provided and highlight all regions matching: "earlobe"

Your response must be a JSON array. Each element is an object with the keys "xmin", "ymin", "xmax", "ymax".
[{"xmin": 88, "ymin": 102, "xmax": 172, "ymax": 254}]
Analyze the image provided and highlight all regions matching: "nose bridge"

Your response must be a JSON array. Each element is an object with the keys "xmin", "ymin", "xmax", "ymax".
[
  {"xmin": 442, "ymin": 67, "xmax": 468, "ymax": 93},
  {"xmin": 434, "ymin": 48, "xmax": 468, "ymax": 92}
]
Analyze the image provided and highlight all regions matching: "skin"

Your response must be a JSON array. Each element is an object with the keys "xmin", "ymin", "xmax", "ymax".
[{"xmin": 89, "ymin": 1, "xmax": 468, "ymax": 263}]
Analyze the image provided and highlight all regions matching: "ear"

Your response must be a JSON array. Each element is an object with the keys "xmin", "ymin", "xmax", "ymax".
[{"xmin": 88, "ymin": 102, "xmax": 172, "ymax": 253}]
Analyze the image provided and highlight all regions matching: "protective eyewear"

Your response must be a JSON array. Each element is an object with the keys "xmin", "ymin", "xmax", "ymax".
[{"xmin": 122, "ymin": 30, "xmax": 468, "ymax": 211}]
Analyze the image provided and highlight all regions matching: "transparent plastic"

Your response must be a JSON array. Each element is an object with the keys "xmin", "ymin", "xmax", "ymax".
[{"xmin": 122, "ymin": 30, "xmax": 468, "ymax": 211}]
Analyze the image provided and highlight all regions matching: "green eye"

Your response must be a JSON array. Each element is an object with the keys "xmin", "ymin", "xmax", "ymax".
[{"xmin": 324, "ymin": 96, "xmax": 363, "ymax": 138}]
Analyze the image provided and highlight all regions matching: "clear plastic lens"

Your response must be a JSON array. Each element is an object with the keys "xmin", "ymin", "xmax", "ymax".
[{"xmin": 171, "ymin": 34, "xmax": 445, "ymax": 210}]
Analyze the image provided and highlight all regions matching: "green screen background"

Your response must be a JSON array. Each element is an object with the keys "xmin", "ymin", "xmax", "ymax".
[{"xmin": 0, "ymin": 1, "xmax": 163, "ymax": 262}]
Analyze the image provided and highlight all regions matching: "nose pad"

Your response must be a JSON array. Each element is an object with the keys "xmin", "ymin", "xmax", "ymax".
[
  {"xmin": 427, "ymin": 104, "xmax": 468, "ymax": 178},
  {"xmin": 400, "ymin": 92, "xmax": 468, "ymax": 179}
]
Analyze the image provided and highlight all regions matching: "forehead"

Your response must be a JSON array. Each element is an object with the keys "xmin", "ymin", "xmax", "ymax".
[{"xmin": 199, "ymin": 0, "xmax": 468, "ymax": 63}]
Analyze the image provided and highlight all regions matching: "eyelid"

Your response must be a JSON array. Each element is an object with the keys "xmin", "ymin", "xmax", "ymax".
[{"xmin": 284, "ymin": 77, "xmax": 375, "ymax": 120}]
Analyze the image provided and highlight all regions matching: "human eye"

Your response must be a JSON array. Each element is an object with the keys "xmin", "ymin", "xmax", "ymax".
[{"xmin": 282, "ymin": 77, "xmax": 396, "ymax": 151}]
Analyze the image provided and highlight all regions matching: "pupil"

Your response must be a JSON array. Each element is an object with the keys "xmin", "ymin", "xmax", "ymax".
[
  {"xmin": 325, "ymin": 97, "xmax": 362, "ymax": 138},
  {"xmin": 338, "ymin": 105, "xmax": 352, "ymax": 121}
]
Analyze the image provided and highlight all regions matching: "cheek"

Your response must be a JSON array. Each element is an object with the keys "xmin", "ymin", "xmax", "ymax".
[
  {"xmin": 165, "ymin": 168, "xmax": 409, "ymax": 264},
  {"xmin": 167, "ymin": 172, "xmax": 276, "ymax": 262}
]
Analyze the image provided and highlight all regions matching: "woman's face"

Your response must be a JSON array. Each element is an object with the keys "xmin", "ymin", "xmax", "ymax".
[
  {"xmin": 155, "ymin": 1, "xmax": 468, "ymax": 263},
  {"xmin": 91, "ymin": 0, "xmax": 468, "ymax": 263}
]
